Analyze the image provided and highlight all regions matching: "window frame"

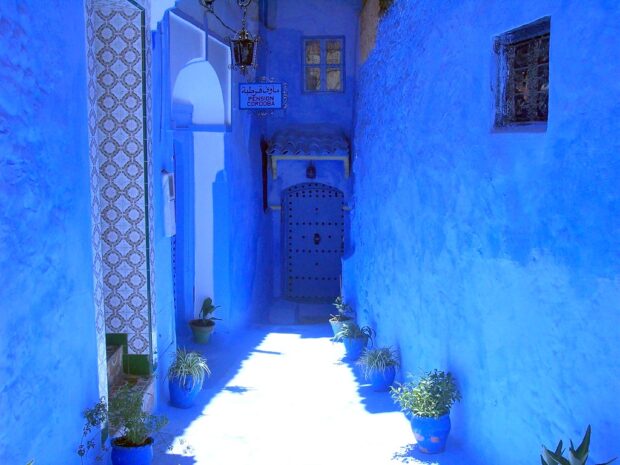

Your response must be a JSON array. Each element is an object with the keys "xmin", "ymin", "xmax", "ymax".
[
  {"xmin": 493, "ymin": 17, "xmax": 551, "ymax": 130},
  {"xmin": 301, "ymin": 36, "xmax": 345, "ymax": 94}
]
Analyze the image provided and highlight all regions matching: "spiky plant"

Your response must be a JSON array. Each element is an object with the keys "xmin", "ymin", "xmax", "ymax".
[
  {"xmin": 541, "ymin": 425, "xmax": 616, "ymax": 465},
  {"xmin": 167, "ymin": 348, "xmax": 211, "ymax": 389},
  {"xmin": 330, "ymin": 296, "xmax": 353, "ymax": 322},
  {"xmin": 357, "ymin": 347, "xmax": 400, "ymax": 380},
  {"xmin": 334, "ymin": 322, "xmax": 374, "ymax": 342},
  {"xmin": 391, "ymin": 370, "xmax": 461, "ymax": 419}
]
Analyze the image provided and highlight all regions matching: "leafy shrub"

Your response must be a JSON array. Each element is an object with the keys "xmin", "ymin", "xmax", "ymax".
[
  {"xmin": 330, "ymin": 296, "xmax": 353, "ymax": 322},
  {"xmin": 391, "ymin": 370, "xmax": 461, "ymax": 418},
  {"xmin": 109, "ymin": 384, "xmax": 168, "ymax": 447},
  {"xmin": 77, "ymin": 398, "xmax": 107, "ymax": 464}
]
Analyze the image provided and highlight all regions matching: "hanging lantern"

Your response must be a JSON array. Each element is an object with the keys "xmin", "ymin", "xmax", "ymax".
[
  {"xmin": 200, "ymin": 0, "xmax": 259, "ymax": 74},
  {"xmin": 230, "ymin": 25, "xmax": 258, "ymax": 74}
]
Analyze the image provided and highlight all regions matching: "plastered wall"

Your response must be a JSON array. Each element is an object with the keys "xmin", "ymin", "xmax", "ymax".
[
  {"xmin": 261, "ymin": 0, "xmax": 360, "ymax": 135},
  {"xmin": 0, "ymin": 1, "xmax": 101, "ymax": 463},
  {"xmin": 345, "ymin": 1, "xmax": 620, "ymax": 463}
]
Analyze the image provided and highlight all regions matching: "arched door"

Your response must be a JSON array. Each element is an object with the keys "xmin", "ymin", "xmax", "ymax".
[{"xmin": 282, "ymin": 183, "xmax": 345, "ymax": 302}]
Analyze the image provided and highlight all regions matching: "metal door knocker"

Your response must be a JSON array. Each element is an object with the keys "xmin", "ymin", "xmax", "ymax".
[{"xmin": 313, "ymin": 233, "xmax": 321, "ymax": 245}]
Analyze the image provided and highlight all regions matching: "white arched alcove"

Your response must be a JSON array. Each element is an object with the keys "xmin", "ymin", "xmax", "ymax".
[
  {"xmin": 167, "ymin": 8, "xmax": 232, "ymax": 329},
  {"xmin": 173, "ymin": 60, "xmax": 226, "ymax": 322}
]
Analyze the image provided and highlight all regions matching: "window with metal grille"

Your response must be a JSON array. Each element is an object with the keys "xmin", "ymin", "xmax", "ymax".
[
  {"xmin": 494, "ymin": 17, "xmax": 550, "ymax": 127},
  {"xmin": 303, "ymin": 37, "xmax": 344, "ymax": 93}
]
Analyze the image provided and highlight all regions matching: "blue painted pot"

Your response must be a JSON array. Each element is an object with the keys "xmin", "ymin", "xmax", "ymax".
[
  {"xmin": 169, "ymin": 375, "xmax": 202, "ymax": 409},
  {"xmin": 343, "ymin": 336, "xmax": 368, "ymax": 360},
  {"xmin": 410, "ymin": 414, "xmax": 452, "ymax": 454},
  {"xmin": 111, "ymin": 437, "xmax": 153, "ymax": 465},
  {"xmin": 369, "ymin": 366, "xmax": 396, "ymax": 391}
]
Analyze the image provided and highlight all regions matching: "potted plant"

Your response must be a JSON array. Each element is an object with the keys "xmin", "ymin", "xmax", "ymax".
[
  {"xmin": 189, "ymin": 297, "xmax": 221, "ymax": 343},
  {"xmin": 108, "ymin": 384, "xmax": 168, "ymax": 465},
  {"xmin": 329, "ymin": 296, "xmax": 354, "ymax": 337},
  {"xmin": 334, "ymin": 322, "xmax": 374, "ymax": 360},
  {"xmin": 357, "ymin": 347, "xmax": 400, "ymax": 391},
  {"xmin": 167, "ymin": 348, "xmax": 211, "ymax": 409},
  {"xmin": 390, "ymin": 370, "xmax": 461, "ymax": 454},
  {"xmin": 542, "ymin": 425, "xmax": 616, "ymax": 465}
]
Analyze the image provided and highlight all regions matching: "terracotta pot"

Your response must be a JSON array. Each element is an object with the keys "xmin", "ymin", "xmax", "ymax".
[{"xmin": 189, "ymin": 319, "xmax": 215, "ymax": 344}]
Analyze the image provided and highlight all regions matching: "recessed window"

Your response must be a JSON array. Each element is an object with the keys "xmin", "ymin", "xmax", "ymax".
[
  {"xmin": 494, "ymin": 17, "xmax": 550, "ymax": 127},
  {"xmin": 303, "ymin": 37, "xmax": 344, "ymax": 92}
]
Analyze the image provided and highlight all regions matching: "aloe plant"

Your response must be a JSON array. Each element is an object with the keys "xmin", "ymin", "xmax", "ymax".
[{"xmin": 541, "ymin": 425, "xmax": 616, "ymax": 465}]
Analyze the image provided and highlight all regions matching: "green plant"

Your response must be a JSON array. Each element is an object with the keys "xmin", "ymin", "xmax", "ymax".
[
  {"xmin": 334, "ymin": 322, "xmax": 374, "ymax": 342},
  {"xmin": 167, "ymin": 348, "xmax": 211, "ymax": 389},
  {"xmin": 541, "ymin": 425, "xmax": 616, "ymax": 465},
  {"xmin": 77, "ymin": 398, "xmax": 108, "ymax": 464},
  {"xmin": 197, "ymin": 297, "xmax": 221, "ymax": 325},
  {"xmin": 390, "ymin": 370, "xmax": 461, "ymax": 418},
  {"xmin": 357, "ymin": 347, "xmax": 400, "ymax": 380},
  {"xmin": 108, "ymin": 384, "xmax": 168, "ymax": 447},
  {"xmin": 330, "ymin": 296, "xmax": 353, "ymax": 322}
]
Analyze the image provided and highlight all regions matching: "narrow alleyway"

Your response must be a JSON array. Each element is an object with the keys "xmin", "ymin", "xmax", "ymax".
[{"xmin": 153, "ymin": 322, "xmax": 468, "ymax": 465}]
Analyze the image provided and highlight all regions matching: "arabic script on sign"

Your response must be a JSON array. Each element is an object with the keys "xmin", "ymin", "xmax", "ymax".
[{"xmin": 240, "ymin": 83, "xmax": 284, "ymax": 110}]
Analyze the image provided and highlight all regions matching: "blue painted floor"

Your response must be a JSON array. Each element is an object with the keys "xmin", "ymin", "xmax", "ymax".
[{"xmin": 153, "ymin": 322, "xmax": 471, "ymax": 465}]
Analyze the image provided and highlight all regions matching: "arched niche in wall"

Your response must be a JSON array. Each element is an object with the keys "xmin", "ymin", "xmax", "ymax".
[
  {"xmin": 167, "ymin": 10, "xmax": 231, "ymax": 329},
  {"xmin": 168, "ymin": 10, "xmax": 231, "ymax": 128}
]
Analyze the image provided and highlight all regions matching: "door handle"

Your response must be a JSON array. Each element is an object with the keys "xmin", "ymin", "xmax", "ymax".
[{"xmin": 313, "ymin": 233, "xmax": 321, "ymax": 245}]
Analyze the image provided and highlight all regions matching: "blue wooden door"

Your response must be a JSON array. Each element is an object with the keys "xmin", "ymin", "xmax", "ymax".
[{"xmin": 283, "ymin": 183, "xmax": 344, "ymax": 302}]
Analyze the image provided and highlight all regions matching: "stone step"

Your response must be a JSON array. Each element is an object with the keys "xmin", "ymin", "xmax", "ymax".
[{"xmin": 106, "ymin": 345, "xmax": 124, "ymax": 390}]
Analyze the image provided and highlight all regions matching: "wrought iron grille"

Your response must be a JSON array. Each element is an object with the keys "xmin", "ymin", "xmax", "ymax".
[{"xmin": 495, "ymin": 17, "xmax": 550, "ymax": 127}]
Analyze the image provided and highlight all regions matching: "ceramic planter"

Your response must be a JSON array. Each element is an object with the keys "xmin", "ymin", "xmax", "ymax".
[
  {"xmin": 329, "ymin": 318, "xmax": 351, "ymax": 338},
  {"xmin": 410, "ymin": 414, "xmax": 451, "ymax": 454},
  {"xmin": 343, "ymin": 336, "xmax": 368, "ymax": 360},
  {"xmin": 111, "ymin": 437, "xmax": 154, "ymax": 465},
  {"xmin": 189, "ymin": 319, "xmax": 215, "ymax": 343},
  {"xmin": 368, "ymin": 365, "xmax": 396, "ymax": 391},
  {"xmin": 169, "ymin": 375, "xmax": 202, "ymax": 409}
]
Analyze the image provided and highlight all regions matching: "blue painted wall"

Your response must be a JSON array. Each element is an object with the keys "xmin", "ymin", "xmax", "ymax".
[
  {"xmin": 0, "ymin": 1, "xmax": 101, "ymax": 464},
  {"xmin": 261, "ymin": 0, "xmax": 361, "ymax": 135},
  {"xmin": 151, "ymin": 2, "xmax": 273, "ymax": 339},
  {"xmin": 345, "ymin": 1, "xmax": 620, "ymax": 463}
]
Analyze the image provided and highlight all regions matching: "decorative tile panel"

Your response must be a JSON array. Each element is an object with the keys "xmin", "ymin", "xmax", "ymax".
[
  {"xmin": 87, "ymin": 1, "xmax": 155, "ymax": 356},
  {"xmin": 85, "ymin": 0, "xmax": 109, "ymax": 402}
]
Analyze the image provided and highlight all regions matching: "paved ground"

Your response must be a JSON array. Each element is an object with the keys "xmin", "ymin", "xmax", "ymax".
[{"xmin": 153, "ymin": 321, "xmax": 468, "ymax": 465}]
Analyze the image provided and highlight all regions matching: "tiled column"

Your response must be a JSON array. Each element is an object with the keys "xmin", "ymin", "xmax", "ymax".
[{"xmin": 87, "ymin": 0, "xmax": 156, "ymax": 376}]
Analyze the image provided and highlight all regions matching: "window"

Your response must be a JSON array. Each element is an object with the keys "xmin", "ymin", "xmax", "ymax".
[
  {"xmin": 303, "ymin": 37, "xmax": 344, "ymax": 92},
  {"xmin": 494, "ymin": 17, "xmax": 550, "ymax": 127}
]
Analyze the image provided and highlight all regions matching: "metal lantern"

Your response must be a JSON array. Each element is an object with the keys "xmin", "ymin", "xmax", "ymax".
[
  {"xmin": 231, "ymin": 28, "xmax": 258, "ymax": 73},
  {"xmin": 200, "ymin": 0, "xmax": 259, "ymax": 74}
]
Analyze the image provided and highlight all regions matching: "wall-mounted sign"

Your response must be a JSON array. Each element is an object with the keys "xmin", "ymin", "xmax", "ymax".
[{"xmin": 239, "ymin": 82, "xmax": 284, "ymax": 110}]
